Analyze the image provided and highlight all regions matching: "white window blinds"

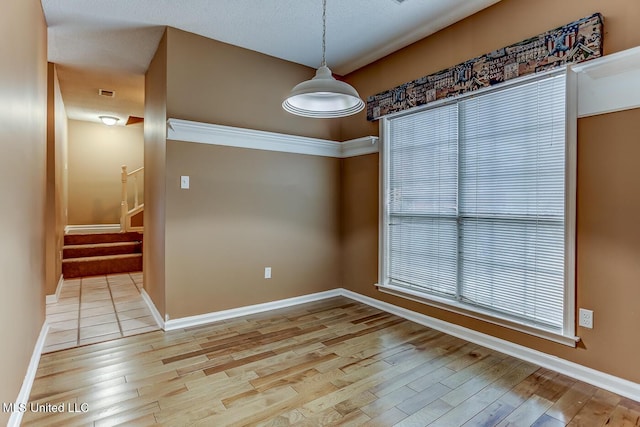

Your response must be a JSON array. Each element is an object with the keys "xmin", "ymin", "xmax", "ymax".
[
  {"xmin": 388, "ymin": 104, "xmax": 459, "ymax": 297},
  {"xmin": 384, "ymin": 73, "xmax": 568, "ymax": 333}
]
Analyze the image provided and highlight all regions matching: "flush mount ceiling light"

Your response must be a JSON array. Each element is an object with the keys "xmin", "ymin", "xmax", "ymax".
[
  {"xmin": 283, "ymin": 0, "xmax": 365, "ymax": 118},
  {"xmin": 99, "ymin": 115, "xmax": 119, "ymax": 126}
]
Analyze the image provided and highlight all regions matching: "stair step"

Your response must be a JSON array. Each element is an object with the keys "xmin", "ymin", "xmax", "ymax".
[
  {"xmin": 63, "ymin": 241, "xmax": 142, "ymax": 259},
  {"xmin": 62, "ymin": 254, "xmax": 143, "ymax": 278},
  {"xmin": 64, "ymin": 232, "xmax": 143, "ymax": 246},
  {"xmin": 62, "ymin": 232, "xmax": 144, "ymax": 278},
  {"xmin": 63, "ymin": 253, "xmax": 142, "ymax": 263}
]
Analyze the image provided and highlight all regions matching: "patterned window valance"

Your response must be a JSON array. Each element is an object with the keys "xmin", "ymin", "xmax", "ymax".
[{"xmin": 366, "ymin": 13, "xmax": 603, "ymax": 121}]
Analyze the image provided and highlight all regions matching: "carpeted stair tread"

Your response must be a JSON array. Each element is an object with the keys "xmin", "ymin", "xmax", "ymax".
[
  {"xmin": 62, "ymin": 232, "xmax": 144, "ymax": 278},
  {"xmin": 64, "ymin": 241, "xmax": 140, "ymax": 249},
  {"xmin": 64, "ymin": 232, "xmax": 143, "ymax": 246},
  {"xmin": 63, "ymin": 241, "xmax": 142, "ymax": 259},
  {"xmin": 62, "ymin": 253, "xmax": 141, "ymax": 263}
]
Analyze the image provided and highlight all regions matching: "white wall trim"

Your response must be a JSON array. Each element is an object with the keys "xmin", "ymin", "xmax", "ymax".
[
  {"xmin": 65, "ymin": 224, "xmax": 121, "ymax": 234},
  {"xmin": 7, "ymin": 321, "xmax": 50, "ymax": 427},
  {"xmin": 376, "ymin": 284, "xmax": 579, "ymax": 347},
  {"xmin": 167, "ymin": 119, "xmax": 341, "ymax": 157},
  {"xmin": 341, "ymin": 136, "xmax": 379, "ymax": 158},
  {"xmin": 167, "ymin": 119, "xmax": 378, "ymax": 158},
  {"xmin": 4, "ymin": 288, "xmax": 637, "ymax": 425},
  {"xmin": 164, "ymin": 289, "xmax": 342, "ymax": 331},
  {"xmin": 46, "ymin": 275, "xmax": 64, "ymax": 304},
  {"xmin": 340, "ymin": 289, "xmax": 640, "ymax": 403},
  {"xmin": 157, "ymin": 286, "xmax": 638, "ymax": 401},
  {"xmin": 140, "ymin": 289, "xmax": 165, "ymax": 330},
  {"xmin": 572, "ymin": 46, "xmax": 640, "ymax": 118}
]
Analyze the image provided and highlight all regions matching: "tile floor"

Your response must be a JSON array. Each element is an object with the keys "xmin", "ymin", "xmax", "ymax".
[{"xmin": 43, "ymin": 272, "xmax": 160, "ymax": 353}]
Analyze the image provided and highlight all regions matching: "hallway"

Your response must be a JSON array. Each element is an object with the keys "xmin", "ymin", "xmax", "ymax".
[{"xmin": 43, "ymin": 272, "xmax": 159, "ymax": 353}]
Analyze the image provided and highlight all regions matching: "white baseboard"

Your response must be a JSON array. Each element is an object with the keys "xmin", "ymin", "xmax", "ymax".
[
  {"xmin": 340, "ymin": 289, "xmax": 640, "ymax": 403},
  {"xmin": 155, "ymin": 287, "xmax": 639, "ymax": 401},
  {"xmin": 12, "ymin": 287, "xmax": 640, "ymax": 412},
  {"xmin": 45, "ymin": 275, "xmax": 64, "ymax": 304},
  {"xmin": 32, "ymin": 285, "xmax": 640, "ymax": 407},
  {"xmin": 7, "ymin": 321, "xmax": 49, "ymax": 427},
  {"xmin": 140, "ymin": 289, "xmax": 165, "ymax": 330},
  {"xmin": 164, "ymin": 289, "xmax": 342, "ymax": 331},
  {"xmin": 65, "ymin": 224, "xmax": 121, "ymax": 234}
]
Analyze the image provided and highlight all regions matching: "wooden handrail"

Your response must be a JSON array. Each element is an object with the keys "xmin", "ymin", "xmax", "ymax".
[
  {"xmin": 127, "ymin": 166, "xmax": 144, "ymax": 176},
  {"xmin": 120, "ymin": 165, "xmax": 144, "ymax": 232}
]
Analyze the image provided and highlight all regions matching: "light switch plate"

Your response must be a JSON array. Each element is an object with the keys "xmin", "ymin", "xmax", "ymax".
[{"xmin": 180, "ymin": 176, "xmax": 189, "ymax": 189}]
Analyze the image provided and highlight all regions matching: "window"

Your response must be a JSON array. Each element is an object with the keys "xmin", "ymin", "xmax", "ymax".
[{"xmin": 380, "ymin": 71, "xmax": 577, "ymax": 345}]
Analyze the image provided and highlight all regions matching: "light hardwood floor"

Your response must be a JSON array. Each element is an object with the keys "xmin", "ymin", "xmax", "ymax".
[{"xmin": 23, "ymin": 297, "xmax": 640, "ymax": 426}]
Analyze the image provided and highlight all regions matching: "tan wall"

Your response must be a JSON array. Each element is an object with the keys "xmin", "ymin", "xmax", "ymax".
[
  {"xmin": 165, "ymin": 27, "xmax": 340, "ymax": 141},
  {"xmin": 339, "ymin": 0, "xmax": 640, "ymax": 383},
  {"xmin": 155, "ymin": 27, "xmax": 343, "ymax": 319},
  {"xmin": 67, "ymin": 119, "xmax": 144, "ymax": 225},
  {"xmin": 575, "ymin": 108, "xmax": 640, "ymax": 380},
  {"xmin": 145, "ymin": 0, "xmax": 640, "ymax": 382},
  {"xmin": 45, "ymin": 63, "xmax": 68, "ymax": 295},
  {"xmin": 144, "ymin": 30, "xmax": 168, "ymax": 316},
  {"xmin": 340, "ymin": 152, "xmax": 379, "ymax": 304},
  {"xmin": 0, "ymin": 0, "xmax": 47, "ymax": 422},
  {"xmin": 164, "ymin": 142, "xmax": 341, "ymax": 318}
]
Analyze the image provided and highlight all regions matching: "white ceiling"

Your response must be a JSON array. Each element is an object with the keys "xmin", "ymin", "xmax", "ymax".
[{"xmin": 41, "ymin": 0, "xmax": 501, "ymax": 124}]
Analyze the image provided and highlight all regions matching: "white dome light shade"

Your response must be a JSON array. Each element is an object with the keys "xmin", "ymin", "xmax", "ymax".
[
  {"xmin": 99, "ymin": 115, "xmax": 119, "ymax": 126},
  {"xmin": 283, "ymin": 66, "xmax": 365, "ymax": 118}
]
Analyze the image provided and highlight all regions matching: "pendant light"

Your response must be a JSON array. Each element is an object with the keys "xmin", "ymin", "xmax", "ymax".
[{"xmin": 283, "ymin": 0, "xmax": 365, "ymax": 118}]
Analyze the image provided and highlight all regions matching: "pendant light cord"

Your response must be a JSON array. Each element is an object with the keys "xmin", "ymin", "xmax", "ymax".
[
  {"xmin": 321, "ymin": 0, "xmax": 327, "ymax": 67},
  {"xmin": 282, "ymin": 0, "xmax": 364, "ymax": 118}
]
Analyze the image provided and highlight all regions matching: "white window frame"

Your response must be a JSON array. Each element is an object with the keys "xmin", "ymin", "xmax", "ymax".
[{"xmin": 378, "ymin": 67, "xmax": 579, "ymax": 346}]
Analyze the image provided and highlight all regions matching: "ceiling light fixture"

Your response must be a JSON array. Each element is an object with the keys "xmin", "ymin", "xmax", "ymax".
[
  {"xmin": 283, "ymin": 0, "xmax": 365, "ymax": 118},
  {"xmin": 99, "ymin": 115, "xmax": 119, "ymax": 126}
]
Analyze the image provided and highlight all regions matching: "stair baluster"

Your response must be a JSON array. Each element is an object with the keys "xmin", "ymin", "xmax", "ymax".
[{"xmin": 120, "ymin": 165, "xmax": 144, "ymax": 232}]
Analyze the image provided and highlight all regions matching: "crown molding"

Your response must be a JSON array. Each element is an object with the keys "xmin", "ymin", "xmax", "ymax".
[
  {"xmin": 166, "ymin": 119, "xmax": 378, "ymax": 158},
  {"xmin": 341, "ymin": 136, "xmax": 379, "ymax": 158},
  {"xmin": 167, "ymin": 119, "xmax": 340, "ymax": 157},
  {"xmin": 571, "ymin": 46, "xmax": 640, "ymax": 118}
]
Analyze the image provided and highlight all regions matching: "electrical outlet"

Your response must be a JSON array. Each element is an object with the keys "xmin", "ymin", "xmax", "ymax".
[
  {"xmin": 579, "ymin": 308, "xmax": 593, "ymax": 329},
  {"xmin": 264, "ymin": 267, "xmax": 272, "ymax": 279}
]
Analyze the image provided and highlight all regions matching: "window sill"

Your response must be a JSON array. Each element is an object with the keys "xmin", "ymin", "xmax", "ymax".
[{"xmin": 376, "ymin": 283, "xmax": 580, "ymax": 347}]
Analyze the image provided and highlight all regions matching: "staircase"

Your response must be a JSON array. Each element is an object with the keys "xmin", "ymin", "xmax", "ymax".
[
  {"xmin": 121, "ymin": 165, "xmax": 144, "ymax": 232},
  {"xmin": 62, "ymin": 232, "xmax": 143, "ymax": 278}
]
